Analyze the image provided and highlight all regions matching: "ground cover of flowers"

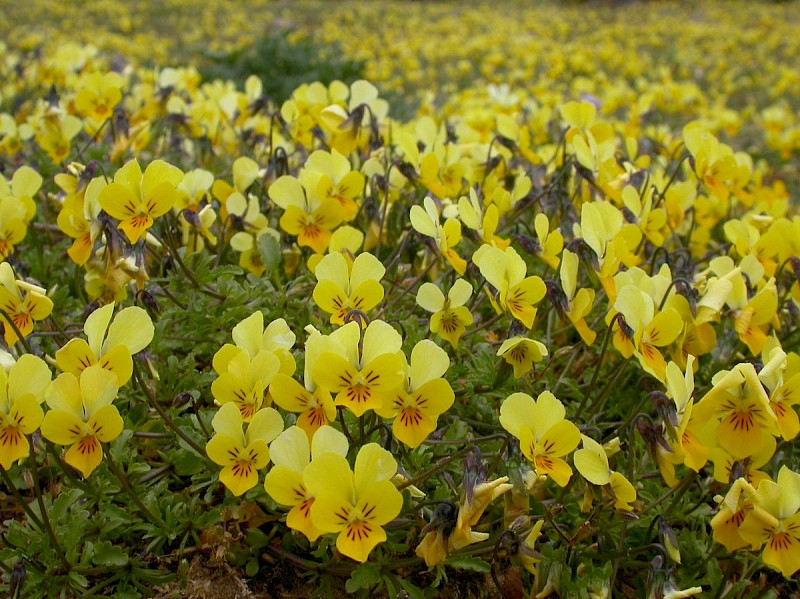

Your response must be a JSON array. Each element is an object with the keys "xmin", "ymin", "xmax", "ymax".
[{"xmin": 0, "ymin": 0, "xmax": 799, "ymax": 597}]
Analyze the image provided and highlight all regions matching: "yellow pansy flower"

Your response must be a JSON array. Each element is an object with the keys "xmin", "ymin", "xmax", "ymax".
[
  {"xmin": 305, "ymin": 443, "xmax": 402, "ymax": 562},
  {"xmin": 500, "ymin": 391, "xmax": 580, "ymax": 487},
  {"xmin": 263, "ymin": 425, "xmax": 348, "ymax": 541},
  {"xmin": 496, "ymin": 336, "xmax": 548, "ymax": 379},
  {"xmin": 574, "ymin": 434, "xmax": 637, "ymax": 512},
  {"xmin": 410, "ymin": 196, "xmax": 467, "ymax": 275},
  {"xmin": 0, "ymin": 262, "xmax": 53, "ymax": 346},
  {"xmin": 473, "ymin": 244, "xmax": 546, "ymax": 329},
  {"xmin": 269, "ymin": 174, "xmax": 343, "ymax": 254},
  {"xmin": 98, "ymin": 158, "xmax": 183, "ymax": 244},
  {"xmin": 206, "ymin": 402, "xmax": 283, "ymax": 497},
  {"xmin": 40, "ymin": 366, "xmax": 124, "ymax": 478},
  {"xmin": 739, "ymin": 466, "xmax": 800, "ymax": 578},
  {"xmin": 416, "ymin": 278, "xmax": 473, "ymax": 348},
  {"xmin": 376, "ymin": 340, "xmax": 455, "ymax": 448},
  {"xmin": 312, "ymin": 252, "xmax": 385, "ymax": 326},
  {"xmin": 311, "ymin": 320, "xmax": 405, "ymax": 417},
  {"xmin": 55, "ymin": 302, "xmax": 154, "ymax": 386},
  {"xmin": 0, "ymin": 355, "xmax": 51, "ymax": 470}
]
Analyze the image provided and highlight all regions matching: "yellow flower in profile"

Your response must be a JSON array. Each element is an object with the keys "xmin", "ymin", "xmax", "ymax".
[
  {"xmin": 213, "ymin": 312, "xmax": 296, "ymax": 377},
  {"xmin": 410, "ymin": 196, "xmax": 467, "ymax": 275},
  {"xmin": 98, "ymin": 158, "xmax": 183, "ymax": 244},
  {"xmin": 55, "ymin": 302, "xmax": 154, "ymax": 386},
  {"xmin": 376, "ymin": 340, "xmax": 455, "ymax": 448},
  {"xmin": 0, "ymin": 262, "xmax": 53, "ymax": 346},
  {"xmin": 312, "ymin": 252, "xmax": 385, "ymax": 326},
  {"xmin": 560, "ymin": 249, "xmax": 596, "ymax": 345},
  {"xmin": 263, "ymin": 425, "xmax": 348, "ymax": 541},
  {"xmin": 416, "ymin": 278, "xmax": 473, "ymax": 348},
  {"xmin": 206, "ymin": 402, "xmax": 283, "ymax": 497},
  {"xmin": 533, "ymin": 213, "xmax": 563, "ymax": 270},
  {"xmin": 500, "ymin": 391, "xmax": 580, "ymax": 486},
  {"xmin": 473, "ymin": 244, "xmax": 546, "ymax": 329},
  {"xmin": 0, "ymin": 355, "xmax": 51, "ymax": 470},
  {"xmin": 305, "ymin": 443, "xmax": 402, "ymax": 562},
  {"xmin": 271, "ymin": 326, "xmax": 337, "ymax": 438},
  {"xmin": 711, "ymin": 477, "xmax": 754, "ymax": 552},
  {"xmin": 457, "ymin": 188, "xmax": 509, "ymax": 249},
  {"xmin": 574, "ymin": 434, "xmax": 637, "ymax": 511},
  {"xmin": 56, "ymin": 175, "xmax": 104, "ymax": 266},
  {"xmin": 612, "ymin": 284, "xmax": 683, "ymax": 381},
  {"xmin": 40, "ymin": 366, "xmax": 124, "ymax": 478}
]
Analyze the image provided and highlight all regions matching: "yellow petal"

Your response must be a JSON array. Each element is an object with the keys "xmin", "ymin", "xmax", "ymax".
[
  {"xmin": 103, "ymin": 306, "xmax": 154, "ymax": 354},
  {"xmin": 88, "ymin": 404, "xmax": 124, "ymax": 443},
  {"xmin": 65, "ymin": 436, "xmax": 104, "ymax": 478}
]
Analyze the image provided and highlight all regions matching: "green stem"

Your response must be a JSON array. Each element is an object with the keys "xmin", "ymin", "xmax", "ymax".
[
  {"xmin": 0, "ymin": 308, "xmax": 33, "ymax": 354},
  {"xmin": 105, "ymin": 450, "xmax": 165, "ymax": 527},
  {"xmin": 28, "ymin": 456, "xmax": 72, "ymax": 572},
  {"xmin": 397, "ymin": 446, "xmax": 472, "ymax": 490},
  {"xmin": 0, "ymin": 467, "xmax": 44, "ymax": 530},
  {"xmin": 576, "ymin": 319, "xmax": 615, "ymax": 415},
  {"xmin": 133, "ymin": 364, "xmax": 210, "ymax": 461}
]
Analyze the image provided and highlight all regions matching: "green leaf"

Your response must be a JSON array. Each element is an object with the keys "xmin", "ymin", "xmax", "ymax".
[
  {"xmin": 345, "ymin": 562, "xmax": 382, "ymax": 593},
  {"xmin": 258, "ymin": 234, "xmax": 281, "ymax": 274},
  {"xmin": 397, "ymin": 578, "xmax": 425, "ymax": 599},
  {"xmin": 92, "ymin": 541, "xmax": 129, "ymax": 567},
  {"xmin": 444, "ymin": 556, "xmax": 491, "ymax": 573},
  {"xmin": 245, "ymin": 527, "xmax": 270, "ymax": 549},
  {"xmin": 245, "ymin": 557, "xmax": 260, "ymax": 577}
]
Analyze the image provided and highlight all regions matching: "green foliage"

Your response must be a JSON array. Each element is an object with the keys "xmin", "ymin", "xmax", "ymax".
[{"xmin": 199, "ymin": 30, "xmax": 366, "ymax": 103}]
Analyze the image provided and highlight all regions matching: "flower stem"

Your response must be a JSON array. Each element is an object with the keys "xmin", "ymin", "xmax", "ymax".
[
  {"xmin": 28, "ymin": 456, "xmax": 72, "ymax": 572},
  {"xmin": 105, "ymin": 450, "xmax": 165, "ymax": 527}
]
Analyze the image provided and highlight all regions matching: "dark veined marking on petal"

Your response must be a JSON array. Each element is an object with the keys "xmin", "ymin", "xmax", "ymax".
[
  {"xmin": 768, "ymin": 532, "xmax": 793, "ymax": 552},
  {"xmin": 77, "ymin": 436, "xmax": 99, "ymax": 456},
  {"xmin": 0, "ymin": 427, "xmax": 22, "ymax": 447}
]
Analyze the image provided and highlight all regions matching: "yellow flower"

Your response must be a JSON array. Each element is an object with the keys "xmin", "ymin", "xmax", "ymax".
[
  {"xmin": 0, "ymin": 355, "xmax": 51, "ymax": 470},
  {"xmin": 694, "ymin": 362, "xmax": 779, "ymax": 460},
  {"xmin": 213, "ymin": 312, "xmax": 296, "ymax": 377},
  {"xmin": 574, "ymin": 434, "xmax": 637, "ymax": 512},
  {"xmin": 613, "ymin": 284, "xmax": 683, "ymax": 381},
  {"xmin": 74, "ymin": 71, "xmax": 125, "ymax": 131},
  {"xmin": 305, "ymin": 443, "xmax": 402, "ymax": 562},
  {"xmin": 40, "ymin": 366, "xmax": 123, "ymax": 478},
  {"xmin": 206, "ymin": 402, "xmax": 283, "ymax": 497},
  {"xmin": 269, "ymin": 174, "xmax": 343, "ymax": 254},
  {"xmin": 0, "ymin": 262, "xmax": 53, "ymax": 346},
  {"xmin": 560, "ymin": 249, "xmax": 596, "ymax": 345},
  {"xmin": 312, "ymin": 252, "xmax": 385, "ymax": 326},
  {"xmin": 55, "ymin": 302, "xmax": 154, "ymax": 386},
  {"xmin": 98, "ymin": 158, "xmax": 183, "ymax": 244},
  {"xmin": 304, "ymin": 149, "xmax": 365, "ymax": 221},
  {"xmin": 416, "ymin": 278, "xmax": 473, "ymax": 348},
  {"xmin": 410, "ymin": 196, "xmax": 467, "ymax": 275},
  {"xmin": 739, "ymin": 466, "xmax": 800, "ymax": 578},
  {"xmin": 56, "ymin": 175, "xmax": 104, "ymax": 266},
  {"xmin": 500, "ymin": 391, "xmax": 580, "ymax": 487},
  {"xmin": 263, "ymin": 425, "xmax": 348, "ymax": 541},
  {"xmin": 311, "ymin": 320, "xmax": 405, "ymax": 417},
  {"xmin": 473, "ymin": 244, "xmax": 546, "ymax": 329},
  {"xmin": 496, "ymin": 336, "xmax": 548, "ymax": 378},
  {"xmin": 375, "ymin": 340, "xmax": 455, "ymax": 448}
]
